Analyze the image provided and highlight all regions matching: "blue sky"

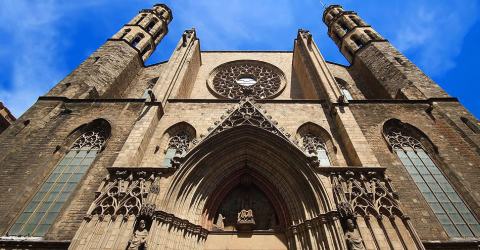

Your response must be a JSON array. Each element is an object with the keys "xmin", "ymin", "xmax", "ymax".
[{"xmin": 0, "ymin": 0, "xmax": 479, "ymax": 118}]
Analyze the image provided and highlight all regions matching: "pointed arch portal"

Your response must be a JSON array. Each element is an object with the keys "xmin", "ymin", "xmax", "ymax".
[
  {"xmin": 68, "ymin": 100, "xmax": 427, "ymax": 250},
  {"xmin": 157, "ymin": 122, "xmax": 345, "ymax": 249}
]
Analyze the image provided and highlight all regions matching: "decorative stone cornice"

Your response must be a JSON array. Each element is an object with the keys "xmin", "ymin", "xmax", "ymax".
[{"xmin": 285, "ymin": 211, "xmax": 342, "ymax": 235}]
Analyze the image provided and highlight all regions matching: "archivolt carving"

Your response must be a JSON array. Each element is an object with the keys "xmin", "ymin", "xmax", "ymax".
[
  {"xmin": 208, "ymin": 60, "xmax": 285, "ymax": 99},
  {"xmin": 331, "ymin": 170, "xmax": 402, "ymax": 218}
]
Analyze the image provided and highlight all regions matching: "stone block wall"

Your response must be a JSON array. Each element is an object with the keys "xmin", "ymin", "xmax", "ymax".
[
  {"xmin": 349, "ymin": 102, "xmax": 480, "ymax": 241},
  {"xmin": 46, "ymin": 41, "xmax": 142, "ymax": 99},
  {"xmin": 0, "ymin": 100, "xmax": 143, "ymax": 240}
]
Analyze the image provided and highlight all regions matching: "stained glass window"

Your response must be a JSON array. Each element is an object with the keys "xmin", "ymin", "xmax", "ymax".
[
  {"xmin": 386, "ymin": 128, "xmax": 480, "ymax": 238},
  {"xmin": 302, "ymin": 133, "xmax": 331, "ymax": 167},
  {"xmin": 8, "ymin": 129, "xmax": 106, "ymax": 237}
]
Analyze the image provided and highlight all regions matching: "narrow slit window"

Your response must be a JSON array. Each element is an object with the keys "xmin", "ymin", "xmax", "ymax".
[
  {"xmin": 386, "ymin": 128, "xmax": 480, "ymax": 237},
  {"xmin": 136, "ymin": 14, "xmax": 147, "ymax": 25},
  {"xmin": 461, "ymin": 117, "xmax": 480, "ymax": 134},
  {"xmin": 9, "ymin": 129, "xmax": 107, "ymax": 237},
  {"xmin": 340, "ymin": 21, "xmax": 349, "ymax": 33}
]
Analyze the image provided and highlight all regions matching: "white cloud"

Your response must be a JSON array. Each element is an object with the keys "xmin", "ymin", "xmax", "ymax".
[
  {"xmin": 390, "ymin": 1, "xmax": 478, "ymax": 76},
  {"xmin": 0, "ymin": 0, "xmax": 62, "ymax": 117},
  {"xmin": 0, "ymin": 0, "xmax": 104, "ymax": 117},
  {"xmin": 169, "ymin": 0, "xmax": 296, "ymax": 50}
]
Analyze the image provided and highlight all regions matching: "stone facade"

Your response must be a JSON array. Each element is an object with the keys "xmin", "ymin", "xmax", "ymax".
[
  {"xmin": 0, "ymin": 102, "xmax": 15, "ymax": 134},
  {"xmin": 0, "ymin": 3, "xmax": 479, "ymax": 250}
]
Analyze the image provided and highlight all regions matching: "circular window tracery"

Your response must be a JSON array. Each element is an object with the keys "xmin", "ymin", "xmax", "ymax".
[{"xmin": 208, "ymin": 60, "xmax": 286, "ymax": 99}]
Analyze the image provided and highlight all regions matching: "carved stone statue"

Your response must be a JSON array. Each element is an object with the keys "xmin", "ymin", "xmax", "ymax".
[
  {"xmin": 237, "ymin": 209, "xmax": 255, "ymax": 224},
  {"xmin": 129, "ymin": 220, "xmax": 149, "ymax": 249},
  {"xmin": 344, "ymin": 219, "xmax": 365, "ymax": 250},
  {"xmin": 236, "ymin": 209, "xmax": 255, "ymax": 231},
  {"xmin": 215, "ymin": 213, "xmax": 225, "ymax": 230}
]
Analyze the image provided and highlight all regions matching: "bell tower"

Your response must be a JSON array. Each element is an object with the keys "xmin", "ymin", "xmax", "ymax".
[
  {"xmin": 323, "ymin": 5, "xmax": 449, "ymax": 100},
  {"xmin": 323, "ymin": 5, "xmax": 384, "ymax": 63},
  {"xmin": 111, "ymin": 4, "xmax": 172, "ymax": 60},
  {"xmin": 46, "ymin": 4, "xmax": 172, "ymax": 99}
]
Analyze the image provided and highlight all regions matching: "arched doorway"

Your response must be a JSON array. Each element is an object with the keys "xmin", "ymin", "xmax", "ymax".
[
  {"xmin": 155, "ymin": 125, "xmax": 346, "ymax": 249},
  {"xmin": 203, "ymin": 170, "xmax": 290, "ymax": 250}
]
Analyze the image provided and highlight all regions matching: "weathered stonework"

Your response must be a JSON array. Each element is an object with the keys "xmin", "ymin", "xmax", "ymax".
[{"xmin": 0, "ymin": 3, "xmax": 479, "ymax": 250}]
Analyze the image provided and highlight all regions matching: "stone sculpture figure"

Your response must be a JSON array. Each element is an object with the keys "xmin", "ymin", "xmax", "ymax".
[
  {"xmin": 237, "ymin": 209, "xmax": 255, "ymax": 224},
  {"xmin": 215, "ymin": 213, "xmax": 225, "ymax": 230},
  {"xmin": 129, "ymin": 220, "xmax": 149, "ymax": 249},
  {"xmin": 344, "ymin": 219, "xmax": 365, "ymax": 250}
]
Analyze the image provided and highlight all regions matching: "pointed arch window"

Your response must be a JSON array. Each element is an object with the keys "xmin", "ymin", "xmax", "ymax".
[
  {"xmin": 8, "ymin": 127, "xmax": 107, "ymax": 237},
  {"xmin": 386, "ymin": 127, "xmax": 480, "ymax": 237},
  {"xmin": 162, "ymin": 132, "xmax": 191, "ymax": 168},
  {"xmin": 303, "ymin": 133, "xmax": 331, "ymax": 167}
]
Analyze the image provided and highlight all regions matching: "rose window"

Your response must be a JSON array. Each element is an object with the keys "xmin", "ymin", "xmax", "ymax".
[{"xmin": 208, "ymin": 60, "xmax": 285, "ymax": 99}]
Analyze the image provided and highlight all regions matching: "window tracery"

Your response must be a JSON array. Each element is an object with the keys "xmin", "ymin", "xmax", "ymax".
[
  {"xmin": 162, "ymin": 132, "xmax": 191, "ymax": 168},
  {"xmin": 302, "ymin": 133, "xmax": 330, "ymax": 167},
  {"xmin": 167, "ymin": 132, "xmax": 191, "ymax": 154},
  {"xmin": 385, "ymin": 125, "xmax": 480, "ymax": 237},
  {"xmin": 9, "ymin": 126, "xmax": 108, "ymax": 237},
  {"xmin": 209, "ymin": 61, "xmax": 285, "ymax": 99},
  {"xmin": 71, "ymin": 129, "xmax": 107, "ymax": 150}
]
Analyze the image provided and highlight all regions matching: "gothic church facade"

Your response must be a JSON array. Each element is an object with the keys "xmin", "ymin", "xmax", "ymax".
[{"xmin": 0, "ymin": 3, "xmax": 479, "ymax": 250}]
